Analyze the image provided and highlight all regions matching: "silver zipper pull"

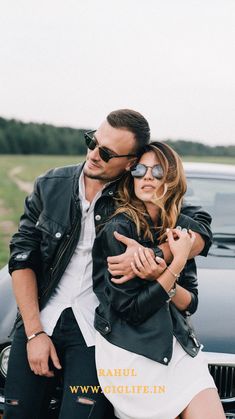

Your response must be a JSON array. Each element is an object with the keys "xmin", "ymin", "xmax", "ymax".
[{"xmin": 189, "ymin": 332, "xmax": 200, "ymax": 348}]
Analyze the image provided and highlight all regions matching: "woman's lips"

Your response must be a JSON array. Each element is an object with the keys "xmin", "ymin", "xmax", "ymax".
[{"xmin": 141, "ymin": 185, "xmax": 155, "ymax": 190}]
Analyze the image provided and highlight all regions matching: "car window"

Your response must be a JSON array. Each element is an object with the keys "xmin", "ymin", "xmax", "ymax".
[{"xmin": 185, "ymin": 178, "xmax": 235, "ymax": 235}]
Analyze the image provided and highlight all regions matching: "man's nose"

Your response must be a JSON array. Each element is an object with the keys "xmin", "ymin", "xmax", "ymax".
[{"xmin": 89, "ymin": 145, "xmax": 100, "ymax": 161}]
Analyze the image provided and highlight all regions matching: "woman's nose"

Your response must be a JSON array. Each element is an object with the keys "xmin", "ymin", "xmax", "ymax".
[{"xmin": 144, "ymin": 167, "xmax": 154, "ymax": 180}]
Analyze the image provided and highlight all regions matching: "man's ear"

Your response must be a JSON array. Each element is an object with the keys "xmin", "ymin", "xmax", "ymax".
[{"xmin": 125, "ymin": 157, "xmax": 137, "ymax": 171}]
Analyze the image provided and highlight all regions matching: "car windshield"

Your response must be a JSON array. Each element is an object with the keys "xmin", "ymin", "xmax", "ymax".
[{"xmin": 184, "ymin": 178, "xmax": 235, "ymax": 237}]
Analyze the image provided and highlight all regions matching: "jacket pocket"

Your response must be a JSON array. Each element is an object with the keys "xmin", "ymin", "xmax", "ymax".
[
  {"xmin": 35, "ymin": 213, "xmax": 67, "ymax": 241},
  {"xmin": 94, "ymin": 310, "xmax": 112, "ymax": 335},
  {"xmin": 35, "ymin": 213, "xmax": 68, "ymax": 263}
]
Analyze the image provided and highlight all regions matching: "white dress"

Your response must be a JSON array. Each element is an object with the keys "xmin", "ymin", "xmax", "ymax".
[{"xmin": 95, "ymin": 332, "xmax": 216, "ymax": 419}]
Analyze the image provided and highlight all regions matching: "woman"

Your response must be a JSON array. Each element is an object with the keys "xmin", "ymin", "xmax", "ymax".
[{"xmin": 92, "ymin": 142, "xmax": 225, "ymax": 419}]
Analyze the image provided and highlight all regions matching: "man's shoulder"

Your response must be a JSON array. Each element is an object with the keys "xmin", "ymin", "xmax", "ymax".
[
  {"xmin": 41, "ymin": 163, "xmax": 83, "ymax": 179},
  {"xmin": 37, "ymin": 163, "xmax": 83, "ymax": 182}
]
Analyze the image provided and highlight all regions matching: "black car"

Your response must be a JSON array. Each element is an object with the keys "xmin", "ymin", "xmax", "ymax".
[
  {"xmin": 0, "ymin": 162, "xmax": 235, "ymax": 418},
  {"xmin": 183, "ymin": 162, "xmax": 235, "ymax": 418}
]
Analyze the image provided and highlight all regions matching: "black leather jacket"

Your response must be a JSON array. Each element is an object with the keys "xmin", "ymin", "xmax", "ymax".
[
  {"xmin": 8, "ymin": 162, "xmax": 212, "ymax": 330},
  {"xmin": 92, "ymin": 213, "xmax": 210, "ymax": 365}
]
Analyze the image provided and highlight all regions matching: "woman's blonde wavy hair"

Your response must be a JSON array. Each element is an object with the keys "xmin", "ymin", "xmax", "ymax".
[{"xmin": 113, "ymin": 141, "xmax": 187, "ymax": 243}]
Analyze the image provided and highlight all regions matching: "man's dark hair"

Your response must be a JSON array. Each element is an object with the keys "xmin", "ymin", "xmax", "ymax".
[{"xmin": 107, "ymin": 109, "xmax": 150, "ymax": 153}]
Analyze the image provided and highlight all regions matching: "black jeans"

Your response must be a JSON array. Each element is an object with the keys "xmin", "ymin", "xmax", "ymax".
[{"xmin": 4, "ymin": 308, "xmax": 115, "ymax": 419}]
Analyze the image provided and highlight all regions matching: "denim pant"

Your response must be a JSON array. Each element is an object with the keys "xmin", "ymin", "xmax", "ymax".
[{"xmin": 4, "ymin": 308, "xmax": 115, "ymax": 419}]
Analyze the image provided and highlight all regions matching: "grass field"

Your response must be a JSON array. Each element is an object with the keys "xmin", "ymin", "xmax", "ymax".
[
  {"xmin": 0, "ymin": 155, "xmax": 84, "ymax": 267},
  {"xmin": 0, "ymin": 154, "xmax": 234, "ymax": 268}
]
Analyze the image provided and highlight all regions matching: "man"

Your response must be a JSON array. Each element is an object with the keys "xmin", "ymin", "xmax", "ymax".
[{"xmin": 4, "ymin": 109, "xmax": 212, "ymax": 419}]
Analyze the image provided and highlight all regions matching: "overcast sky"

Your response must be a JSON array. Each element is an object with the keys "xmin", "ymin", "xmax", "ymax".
[{"xmin": 0, "ymin": 0, "xmax": 235, "ymax": 146}]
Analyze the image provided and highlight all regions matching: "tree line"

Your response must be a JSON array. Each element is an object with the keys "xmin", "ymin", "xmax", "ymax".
[
  {"xmin": 0, "ymin": 117, "xmax": 87, "ymax": 155},
  {"xmin": 0, "ymin": 116, "xmax": 234, "ymax": 156}
]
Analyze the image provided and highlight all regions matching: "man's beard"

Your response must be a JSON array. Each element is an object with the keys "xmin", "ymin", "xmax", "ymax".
[{"xmin": 84, "ymin": 167, "xmax": 123, "ymax": 183}]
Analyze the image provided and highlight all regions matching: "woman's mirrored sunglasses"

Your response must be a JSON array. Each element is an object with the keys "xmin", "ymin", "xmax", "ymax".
[
  {"xmin": 131, "ymin": 163, "xmax": 164, "ymax": 179},
  {"xmin": 84, "ymin": 130, "xmax": 136, "ymax": 163}
]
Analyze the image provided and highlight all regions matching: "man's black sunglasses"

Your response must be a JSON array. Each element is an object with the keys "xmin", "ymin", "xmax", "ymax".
[
  {"xmin": 131, "ymin": 163, "xmax": 164, "ymax": 179},
  {"xmin": 84, "ymin": 130, "xmax": 136, "ymax": 163}
]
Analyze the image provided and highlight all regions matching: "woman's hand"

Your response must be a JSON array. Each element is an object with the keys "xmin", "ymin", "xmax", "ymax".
[
  {"xmin": 108, "ymin": 232, "xmax": 155, "ymax": 283},
  {"xmin": 167, "ymin": 228, "xmax": 196, "ymax": 265},
  {"xmin": 130, "ymin": 247, "xmax": 167, "ymax": 280}
]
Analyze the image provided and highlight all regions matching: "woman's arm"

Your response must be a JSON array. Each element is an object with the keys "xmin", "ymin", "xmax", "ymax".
[
  {"xmin": 131, "ymin": 229, "xmax": 197, "ymax": 314},
  {"xmin": 108, "ymin": 207, "xmax": 212, "ymax": 283},
  {"xmin": 174, "ymin": 258, "xmax": 198, "ymax": 314},
  {"xmin": 93, "ymin": 219, "xmax": 171, "ymax": 325}
]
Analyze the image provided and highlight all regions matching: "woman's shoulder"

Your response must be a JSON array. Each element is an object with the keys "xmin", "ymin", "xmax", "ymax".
[
  {"xmin": 108, "ymin": 212, "xmax": 133, "ymax": 224},
  {"xmin": 101, "ymin": 212, "xmax": 137, "ymax": 237},
  {"xmin": 106, "ymin": 212, "xmax": 135, "ymax": 228}
]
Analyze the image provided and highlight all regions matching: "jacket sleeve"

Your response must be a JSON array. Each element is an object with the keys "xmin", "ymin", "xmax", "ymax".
[
  {"xmin": 8, "ymin": 176, "xmax": 43, "ymax": 275},
  {"xmin": 179, "ymin": 202, "xmax": 213, "ymax": 256},
  {"xmin": 93, "ymin": 220, "xmax": 170, "ymax": 325},
  {"xmin": 165, "ymin": 213, "xmax": 200, "ymax": 315},
  {"xmin": 177, "ymin": 259, "xmax": 198, "ymax": 315}
]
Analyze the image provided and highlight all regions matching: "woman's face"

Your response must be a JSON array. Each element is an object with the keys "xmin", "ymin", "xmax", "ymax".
[{"xmin": 133, "ymin": 151, "xmax": 164, "ymax": 204}]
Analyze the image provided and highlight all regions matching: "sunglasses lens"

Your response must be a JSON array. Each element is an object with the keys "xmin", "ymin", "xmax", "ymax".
[
  {"xmin": 131, "ymin": 164, "xmax": 147, "ymax": 177},
  {"xmin": 85, "ymin": 135, "xmax": 96, "ymax": 151},
  {"xmin": 152, "ymin": 165, "xmax": 164, "ymax": 179},
  {"xmin": 131, "ymin": 163, "xmax": 164, "ymax": 179},
  {"xmin": 85, "ymin": 133, "xmax": 111, "ymax": 162},
  {"xmin": 99, "ymin": 149, "xmax": 110, "ymax": 163}
]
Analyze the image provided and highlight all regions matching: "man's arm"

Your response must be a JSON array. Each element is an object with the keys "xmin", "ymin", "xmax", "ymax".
[
  {"xmin": 9, "ymin": 175, "xmax": 62, "ymax": 377},
  {"xmin": 9, "ymin": 177, "xmax": 42, "ymax": 275},
  {"xmin": 180, "ymin": 202, "xmax": 213, "ymax": 256},
  {"xmin": 158, "ymin": 230, "xmax": 205, "ymax": 263},
  {"xmin": 108, "ymin": 206, "xmax": 212, "ymax": 283},
  {"xmin": 12, "ymin": 269, "xmax": 42, "ymax": 336},
  {"xmin": 93, "ymin": 222, "xmax": 171, "ymax": 325},
  {"xmin": 108, "ymin": 229, "xmax": 204, "ymax": 283},
  {"xmin": 12, "ymin": 268, "xmax": 61, "ymax": 377}
]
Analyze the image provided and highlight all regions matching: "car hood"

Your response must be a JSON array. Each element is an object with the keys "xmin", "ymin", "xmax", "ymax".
[
  {"xmin": 192, "ymin": 255, "xmax": 235, "ymax": 354},
  {"xmin": 0, "ymin": 265, "xmax": 17, "ymax": 342}
]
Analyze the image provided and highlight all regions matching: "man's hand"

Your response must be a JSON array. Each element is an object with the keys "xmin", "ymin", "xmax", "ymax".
[
  {"xmin": 27, "ymin": 333, "xmax": 62, "ymax": 377},
  {"xmin": 107, "ymin": 231, "xmax": 156, "ymax": 284}
]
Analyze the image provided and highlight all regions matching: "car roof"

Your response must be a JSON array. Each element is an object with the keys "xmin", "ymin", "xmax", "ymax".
[{"xmin": 183, "ymin": 162, "xmax": 235, "ymax": 179}]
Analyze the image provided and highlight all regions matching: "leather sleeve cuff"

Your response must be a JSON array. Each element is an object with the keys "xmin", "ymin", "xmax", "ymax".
[{"xmin": 152, "ymin": 246, "xmax": 164, "ymax": 259}]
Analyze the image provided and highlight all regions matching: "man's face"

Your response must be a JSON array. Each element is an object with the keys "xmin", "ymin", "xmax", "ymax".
[{"xmin": 83, "ymin": 120, "xmax": 137, "ymax": 182}]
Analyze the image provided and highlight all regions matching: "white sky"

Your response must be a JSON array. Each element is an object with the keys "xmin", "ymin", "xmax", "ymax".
[{"xmin": 0, "ymin": 0, "xmax": 235, "ymax": 146}]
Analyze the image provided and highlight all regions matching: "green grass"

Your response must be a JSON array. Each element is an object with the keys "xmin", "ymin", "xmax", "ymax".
[
  {"xmin": 2, "ymin": 155, "xmax": 85, "ymax": 182},
  {"xmin": 0, "ymin": 155, "xmax": 84, "ymax": 267},
  {"xmin": 0, "ymin": 154, "xmax": 234, "ymax": 268}
]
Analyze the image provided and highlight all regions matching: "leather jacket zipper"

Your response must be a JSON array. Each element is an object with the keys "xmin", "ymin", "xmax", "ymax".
[
  {"xmin": 189, "ymin": 331, "xmax": 200, "ymax": 348},
  {"xmin": 184, "ymin": 311, "xmax": 201, "ymax": 348}
]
